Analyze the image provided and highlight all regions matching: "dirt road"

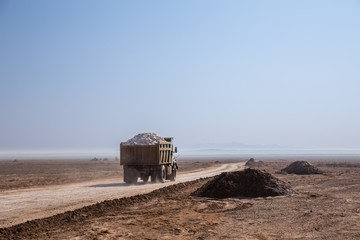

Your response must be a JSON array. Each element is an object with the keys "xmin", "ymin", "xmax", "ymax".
[{"xmin": 0, "ymin": 162, "xmax": 244, "ymax": 228}]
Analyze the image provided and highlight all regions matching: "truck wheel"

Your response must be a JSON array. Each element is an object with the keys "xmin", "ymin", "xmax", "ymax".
[
  {"xmin": 169, "ymin": 168, "xmax": 176, "ymax": 181},
  {"xmin": 151, "ymin": 171, "xmax": 157, "ymax": 183},
  {"xmin": 141, "ymin": 174, "xmax": 149, "ymax": 183},
  {"xmin": 128, "ymin": 170, "xmax": 138, "ymax": 184},
  {"xmin": 124, "ymin": 166, "xmax": 129, "ymax": 183},
  {"xmin": 158, "ymin": 165, "xmax": 166, "ymax": 183},
  {"xmin": 124, "ymin": 167, "xmax": 137, "ymax": 184}
]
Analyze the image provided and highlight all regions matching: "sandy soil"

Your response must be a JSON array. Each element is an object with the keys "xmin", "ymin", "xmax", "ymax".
[
  {"xmin": 0, "ymin": 159, "xmax": 243, "ymax": 228},
  {"xmin": 1, "ymin": 157, "xmax": 360, "ymax": 240}
]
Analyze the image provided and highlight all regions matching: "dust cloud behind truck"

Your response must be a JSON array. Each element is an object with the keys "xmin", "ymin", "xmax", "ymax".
[{"xmin": 120, "ymin": 134, "xmax": 178, "ymax": 184}]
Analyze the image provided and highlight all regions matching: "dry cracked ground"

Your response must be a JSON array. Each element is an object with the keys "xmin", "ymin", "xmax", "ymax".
[{"xmin": 0, "ymin": 158, "xmax": 360, "ymax": 239}]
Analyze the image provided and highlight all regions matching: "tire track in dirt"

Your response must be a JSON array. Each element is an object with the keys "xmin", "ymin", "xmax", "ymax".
[{"xmin": 0, "ymin": 162, "xmax": 244, "ymax": 228}]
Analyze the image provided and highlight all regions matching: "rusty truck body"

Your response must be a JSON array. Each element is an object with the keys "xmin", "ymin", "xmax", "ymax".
[{"xmin": 120, "ymin": 137, "xmax": 178, "ymax": 184}]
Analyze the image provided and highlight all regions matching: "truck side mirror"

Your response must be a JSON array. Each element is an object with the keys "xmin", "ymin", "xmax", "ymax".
[{"xmin": 174, "ymin": 147, "xmax": 178, "ymax": 153}]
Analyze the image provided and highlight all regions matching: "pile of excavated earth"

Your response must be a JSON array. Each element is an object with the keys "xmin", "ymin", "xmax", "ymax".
[
  {"xmin": 124, "ymin": 133, "xmax": 165, "ymax": 145},
  {"xmin": 245, "ymin": 158, "xmax": 264, "ymax": 168},
  {"xmin": 281, "ymin": 161, "xmax": 322, "ymax": 175},
  {"xmin": 192, "ymin": 168, "xmax": 293, "ymax": 198}
]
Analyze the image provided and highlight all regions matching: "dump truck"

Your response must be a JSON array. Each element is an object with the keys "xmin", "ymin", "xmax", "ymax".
[{"xmin": 120, "ymin": 137, "xmax": 178, "ymax": 184}]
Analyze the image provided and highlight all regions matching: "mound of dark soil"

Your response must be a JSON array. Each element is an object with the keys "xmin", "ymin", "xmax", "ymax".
[
  {"xmin": 192, "ymin": 168, "xmax": 293, "ymax": 198},
  {"xmin": 281, "ymin": 161, "xmax": 322, "ymax": 175},
  {"xmin": 245, "ymin": 158, "xmax": 264, "ymax": 168}
]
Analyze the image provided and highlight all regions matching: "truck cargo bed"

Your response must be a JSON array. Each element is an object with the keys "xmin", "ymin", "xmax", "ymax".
[{"xmin": 120, "ymin": 140, "xmax": 173, "ymax": 166}]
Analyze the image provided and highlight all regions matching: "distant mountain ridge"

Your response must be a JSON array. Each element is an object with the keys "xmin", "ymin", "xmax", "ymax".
[{"xmin": 187, "ymin": 142, "xmax": 287, "ymax": 149}]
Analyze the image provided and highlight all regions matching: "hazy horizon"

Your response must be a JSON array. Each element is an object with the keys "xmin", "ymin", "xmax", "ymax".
[
  {"xmin": 1, "ymin": 1, "xmax": 359, "ymax": 153},
  {"xmin": 2, "ymin": 145, "xmax": 360, "ymax": 160}
]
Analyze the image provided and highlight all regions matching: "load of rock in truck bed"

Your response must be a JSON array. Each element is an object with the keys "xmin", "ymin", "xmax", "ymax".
[
  {"xmin": 192, "ymin": 168, "xmax": 293, "ymax": 198},
  {"xmin": 124, "ymin": 133, "xmax": 165, "ymax": 145}
]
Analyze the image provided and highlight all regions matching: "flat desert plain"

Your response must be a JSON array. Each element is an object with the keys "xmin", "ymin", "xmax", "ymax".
[
  {"xmin": 0, "ymin": 158, "xmax": 216, "ymax": 191},
  {"xmin": 0, "ymin": 157, "xmax": 360, "ymax": 239}
]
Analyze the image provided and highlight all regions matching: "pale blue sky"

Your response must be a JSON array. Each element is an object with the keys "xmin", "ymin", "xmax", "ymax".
[{"xmin": 1, "ymin": 0, "xmax": 360, "ymax": 152}]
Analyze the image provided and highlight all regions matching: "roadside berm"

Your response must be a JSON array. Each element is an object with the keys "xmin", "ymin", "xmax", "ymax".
[
  {"xmin": 281, "ymin": 161, "xmax": 322, "ymax": 175},
  {"xmin": 192, "ymin": 168, "xmax": 293, "ymax": 198}
]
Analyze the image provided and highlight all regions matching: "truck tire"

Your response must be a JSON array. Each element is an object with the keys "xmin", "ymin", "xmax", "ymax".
[
  {"xmin": 151, "ymin": 171, "xmax": 157, "ymax": 183},
  {"xmin": 141, "ymin": 174, "xmax": 149, "ymax": 183},
  {"xmin": 169, "ymin": 168, "xmax": 176, "ymax": 181},
  {"xmin": 158, "ymin": 165, "xmax": 166, "ymax": 183},
  {"xmin": 124, "ymin": 166, "xmax": 137, "ymax": 184}
]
